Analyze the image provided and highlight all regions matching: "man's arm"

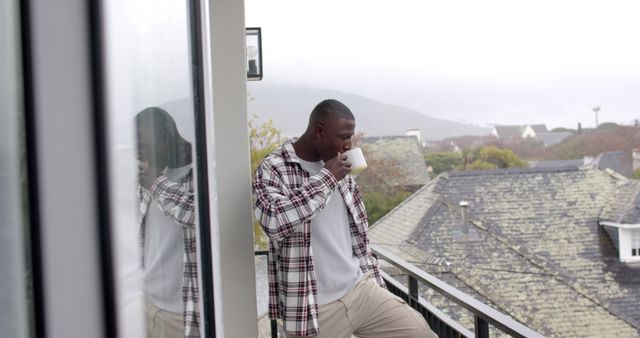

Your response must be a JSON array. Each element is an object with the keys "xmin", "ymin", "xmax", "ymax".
[
  {"xmin": 253, "ymin": 159, "xmax": 337, "ymax": 241},
  {"xmin": 148, "ymin": 174, "xmax": 195, "ymax": 230}
]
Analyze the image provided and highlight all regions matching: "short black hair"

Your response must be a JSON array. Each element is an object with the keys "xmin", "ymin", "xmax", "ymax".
[
  {"xmin": 135, "ymin": 107, "xmax": 179, "ymax": 140},
  {"xmin": 135, "ymin": 107, "xmax": 189, "ymax": 166},
  {"xmin": 309, "ymin": 99, "xmax": 355, "ymax": 126}
]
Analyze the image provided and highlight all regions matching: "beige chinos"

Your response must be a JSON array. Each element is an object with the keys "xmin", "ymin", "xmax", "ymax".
[
  {"xmin": 287, "ymin": 277, "xmax": 438, "ymax": 338},
  {"xmin": 145, "ymin": 300, "xmax": 184, "ymax": 338}
]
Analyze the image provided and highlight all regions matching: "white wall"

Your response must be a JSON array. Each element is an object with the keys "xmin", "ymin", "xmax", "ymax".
[
  {"xmin": 620, "ymin": 228, "xmax": 631, "ymax": 261},
  {"xmin": 206, "ymin": 0, "xmax": 259, "ymax": 336},
  {"xmin": 406, "ymin": 129, "xmax": 422, "ymax": 143},
  {"xmin": 29, "ymin": 1, "xmax": 106, "ymax": 337},
  {"xmin": 521, "ymin": 125, "xmax": 536, "ymax": 138}
]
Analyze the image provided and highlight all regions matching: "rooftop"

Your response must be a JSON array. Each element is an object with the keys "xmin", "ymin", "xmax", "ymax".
[
  {"xmin": 493, "ymin": 125, "xmax": 525, "ymax": 139},
  {"xmin": 530, "ymin": 124, "xmax": 548, "ymax": 134},
  {"xmin": 591, "ymin": 151, "xmax": 634, "ymax": 178},
  {"xmin": 370, "ymin": 166, "xmax": 640, "ymax": 337}
]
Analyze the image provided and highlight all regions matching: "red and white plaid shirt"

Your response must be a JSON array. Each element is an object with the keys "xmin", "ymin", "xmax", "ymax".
[
  {"xmin": 253, "ymin": 140, "xmax": 385, "ymax": 336},
  {"xmin": 138, "ymin": 169, "xmax": 200, "ymax": 338}
]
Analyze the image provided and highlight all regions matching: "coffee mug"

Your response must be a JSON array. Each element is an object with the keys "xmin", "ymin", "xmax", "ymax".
[{"xmin": 344, "ymin": 148, "xmax": 367, "ymax": 175}]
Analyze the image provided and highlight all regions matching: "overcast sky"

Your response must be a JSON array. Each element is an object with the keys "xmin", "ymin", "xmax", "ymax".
[{"xmin": 245, "ymin": 0, "xmax": 640, "ymax": 130}]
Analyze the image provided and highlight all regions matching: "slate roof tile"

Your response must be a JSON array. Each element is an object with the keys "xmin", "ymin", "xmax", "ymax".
[{"xmin": 371, "ymin": 166, "xmax": 640, "ymax": 337}]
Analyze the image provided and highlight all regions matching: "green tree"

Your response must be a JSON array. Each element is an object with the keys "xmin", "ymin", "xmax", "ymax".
[
  {"xmin": 249, "ymin": 116, "xmax": 284, "ymax": 174},
  {"xmin": 425, "ymin": 152, "xmax": 464, "ymax": 176},
  {"xmin": 362, "ymin": 190, "xmax": 412, "ymax": 225},
  {"xmin": 633, "ymin": 169, "xmax": 640, "ymax": 180},
  {"xmin": 467, "ymin": 160, "xmax": 497, "ymax": 170},
  {"xmin": 456, "ymin": 146, "xmax": 528, "ymax": 171},
  {"xmin": 355, "ymin": 146, "xmax": 414, "ymax": 226},
  {"xmin": 478, "ymin": 146, "xmax": 528, "ymax": 168},
  {"xmin": 248, "ymin": 115, "xmax": 284, "ymax": 250}
]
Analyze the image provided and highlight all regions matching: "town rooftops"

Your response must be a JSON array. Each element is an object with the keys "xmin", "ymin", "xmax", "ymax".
[
  {"xmin": 528, "ymin": 158, "xmax": 584, "ymax": 169},
  {"xmin": 370, "ymin": 166, "xmax": 640, "ymax": 337},
  {"xmin": 492, "ymin": 125, "xmax": 525, "ymax": 139},
  {"xmin": 591, "ymin": 151, "xmax": 634, "ymax": 178},
  {"xmin": 529, "ymin": 124, "xmax": 548, "ymax": 133}
]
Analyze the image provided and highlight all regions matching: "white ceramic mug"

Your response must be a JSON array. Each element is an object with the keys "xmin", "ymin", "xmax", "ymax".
[{"xmin": 344, "ymin": 147, "xmax": 367, "ymax": 175}]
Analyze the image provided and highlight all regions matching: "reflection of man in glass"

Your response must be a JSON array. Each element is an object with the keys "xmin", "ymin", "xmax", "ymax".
[{"xmin": 135, "ymin": 107, "xmax": 200, "ymax": 338}]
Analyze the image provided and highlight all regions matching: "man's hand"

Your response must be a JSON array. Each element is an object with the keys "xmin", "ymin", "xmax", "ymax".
[{"xmin": 324, "ymin": 152, "xmax": 352, "ymax": 181}]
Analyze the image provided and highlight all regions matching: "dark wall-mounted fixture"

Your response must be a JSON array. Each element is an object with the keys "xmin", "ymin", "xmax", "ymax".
[{"xmin": 246, "ymin": 27, "xmax": 262, "ymax": 80}]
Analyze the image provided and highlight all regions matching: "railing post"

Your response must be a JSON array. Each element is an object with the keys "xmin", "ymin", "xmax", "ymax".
[
  {"xmin": 409, "ymin": 275, "xmax": 419, "ymax": 308},
  {"xmin": 270, "ymin": 319, "xmax": 278, "ymax": 338},
  {"xmin": 475, "ymin": 315, "xmax": 489, "ymax": 338}
]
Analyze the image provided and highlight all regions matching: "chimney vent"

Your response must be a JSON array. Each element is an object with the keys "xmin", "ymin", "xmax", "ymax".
[{"xmin": 460, "ymin": 201, "xmax": 469, "ymax": 234}]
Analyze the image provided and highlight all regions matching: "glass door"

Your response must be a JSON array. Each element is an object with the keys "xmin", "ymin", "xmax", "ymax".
[
  {"xmin": 102, "ymin": 0, "xmax": 214, "ymax": 337},
  {"xmin": 0, "ymin": 0, "xmax": 34, "ymax": 337}
]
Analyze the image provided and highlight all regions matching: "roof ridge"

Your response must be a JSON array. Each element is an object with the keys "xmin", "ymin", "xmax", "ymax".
[{"xmin": 446, "ymin": 166, "xmax": 582, "ymax": 177}]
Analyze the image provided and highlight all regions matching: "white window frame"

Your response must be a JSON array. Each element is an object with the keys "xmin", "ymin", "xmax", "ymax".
[
  {"xmin": 631, "ymin": 229, "xmax": 640, "ymax": 257},
  {"xmin": 601, "ymin": 222, "xmax": 640, "ymax": 262}
]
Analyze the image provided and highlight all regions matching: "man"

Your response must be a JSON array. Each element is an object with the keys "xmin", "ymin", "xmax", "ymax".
[
  {"xmin": 136, "ymin": 107, "xmax": 200, "ymax": 338},
  {"xmin": 253, "ymin": 99, "xmax": 436, "ymax": 338}
]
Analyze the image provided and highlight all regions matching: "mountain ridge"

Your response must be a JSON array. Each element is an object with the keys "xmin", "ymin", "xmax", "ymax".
[{"xmin": 247, "ymin": 83, "xmax": 491, "ymax": 141}]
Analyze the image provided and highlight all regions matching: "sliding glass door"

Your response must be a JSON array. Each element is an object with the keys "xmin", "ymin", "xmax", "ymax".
[
  {"xmin": 0, "ymin": 0, "xmax": 34, "ymax": 337},
  {"xmin": 102, "ymin": 0, "xmax": 215, "ymax": 337}
]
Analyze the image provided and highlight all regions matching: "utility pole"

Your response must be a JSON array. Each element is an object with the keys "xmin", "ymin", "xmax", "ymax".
[{"xmin": 592, "ymin": 106, "xmax": 601, "ymax": 128}]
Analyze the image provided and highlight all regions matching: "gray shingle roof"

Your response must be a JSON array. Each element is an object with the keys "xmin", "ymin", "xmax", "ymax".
[
  {"xmin": 600, "ymin": 180, "xmax": 640, "ymax": 224},
  {"xmin": 493, "ymin": 125, "xmax": 525, "ymax": 139},
  {"xmin": 528, "ymin": 159, "xmax": 584, "ymax": 169},
  {"xmin": 592, "ymin": 151, "xmax": 633, "ymax": 178},
  {"xmin": 530, "ymin": 124, "xmax": 548, "ymax": 133},
  {"xmin": 370, "ymin": 167, "xmax": 640, "ymax": 337}
]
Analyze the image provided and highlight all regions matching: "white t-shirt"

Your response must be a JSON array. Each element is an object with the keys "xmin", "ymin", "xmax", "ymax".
[
  {"xmin": 298, "ymin": 159, "xmax": 363, "ymax": 305},
  {"xmin": 143, "ymin": 165, "xmax": 191, "ymax": 313}
]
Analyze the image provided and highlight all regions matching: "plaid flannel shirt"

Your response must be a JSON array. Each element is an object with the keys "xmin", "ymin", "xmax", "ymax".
[
  {"xmin": 253, "ymin": 140, "xmax": 385, "ymax": 336},
  {"xmin": 138, "ymin": 169, "xmax": 200, "ymax": 338}
]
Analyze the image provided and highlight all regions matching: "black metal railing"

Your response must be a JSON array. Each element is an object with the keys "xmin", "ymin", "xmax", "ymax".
[
  {"xmin": 371, "ymin": 244, "xmax": 545, "ymax": 338},
  {"xmin": 255, "ymin": 246, "xmax": 545, "ymax": 338},
  {"xmin": 381, "ymin": 269, "xmax": 472, "ymax": 338},
  {"xmin": 254, "ymin": 250, "xmax": 279, "ymax": 337}
]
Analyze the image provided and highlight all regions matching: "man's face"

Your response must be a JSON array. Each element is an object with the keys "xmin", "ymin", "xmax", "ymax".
[
  {"xmin": 136, "ymin": 126, "xmax": 170, "ymax": 170},
  {"xmin": 316, "ymin": 118, "xmax": 355, "ymax": 161}
]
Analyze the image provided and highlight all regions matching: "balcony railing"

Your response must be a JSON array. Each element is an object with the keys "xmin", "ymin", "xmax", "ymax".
[
  {"xmin": 255, "ymin": 245, "xmax": 545, "ymax": 338},
  {"xmin": 371, "ymin": 244, "xmax": 545, "ymax": 338}
]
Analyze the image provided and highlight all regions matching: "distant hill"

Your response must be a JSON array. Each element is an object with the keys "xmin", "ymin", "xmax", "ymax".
[
  {"xmin": 544, "ymin": 125, "xmax": 640, "ymax": 160},
  {"xmin": 247, "ymin": 83, "xmax": 490, "ymax": 140}
]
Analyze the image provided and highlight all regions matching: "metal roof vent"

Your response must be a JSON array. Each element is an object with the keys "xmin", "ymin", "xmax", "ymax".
[
  {"xmin": 460, "ymin": 200, "xmax": 469, "ymax": 234},
  {"xmin": 451, "ymin": 200, "xmax": 481, "ymax": 242}
]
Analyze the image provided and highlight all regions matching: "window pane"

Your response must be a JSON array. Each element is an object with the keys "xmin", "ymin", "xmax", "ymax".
[
  {"xmin": 0, "ymin": 1, "xmax": 33, "ymax": 337},
  {"xmin": 103, "ymin": 1, "xmax": 208, "ymax": 337}
]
